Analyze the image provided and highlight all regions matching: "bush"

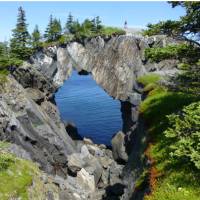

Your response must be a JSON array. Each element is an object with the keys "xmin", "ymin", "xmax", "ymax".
[
  {"xmin": 164, "ymin": 102, "xmax": 200, "ymax": 169},
  {"xmin": 100, "ymin": 26, "xmax": 126, "ymax": 37},
  {"xmin": 145, "ymin": 44, "xmax": 200, "ymax": 63},
  {"xmin": 137, "ymin": 73, "xmax": 161, "ymax": 86}
]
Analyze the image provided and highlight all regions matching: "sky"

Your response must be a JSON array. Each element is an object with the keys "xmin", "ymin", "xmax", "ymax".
[{"xmin": 0, "ymin": 1, "xmax": 185, "ymax": 41}]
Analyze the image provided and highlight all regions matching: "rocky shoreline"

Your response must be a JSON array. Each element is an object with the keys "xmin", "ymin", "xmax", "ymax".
[{"xmin": 0, "ymin": 34, "xmax": 180, "ymax": 199}]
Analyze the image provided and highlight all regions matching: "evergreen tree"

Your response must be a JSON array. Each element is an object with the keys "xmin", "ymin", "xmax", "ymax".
[
  {"xmin": 44, "ymin": 14, "xmax": 54, "ymax": 41},
  {"xmin": 44, "ymin": 15, "xmax": 62, "ymax": 42},
  {"xmin": 91, "ymin": 18, "xmax": 97, "ymax": 33},
  {"xmin": 66, "ymin": 13, "xmax": 74, "ymax": 33},
  {"xmin": 10, "ymin": 6, "xmax": 31, "ymax": 60},
  {"xmin": 52, "ymin": 18, "xmax": 62, "ymax": 41},
  {"xmin": 96, "ymin": 16, "xmax": 102, "ymax": 32},
  {"xmin": 31, "ymin": 25, "xmax": 41, "ymax": 49}
]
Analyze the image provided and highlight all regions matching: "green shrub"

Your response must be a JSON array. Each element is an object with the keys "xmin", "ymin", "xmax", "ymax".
[
  {"xmin": 100, "ymin": 26, "xmax": 126, "ymax": 37},
  {"xmin": 164, "ymin": 102, "xmax": 200, "ymax": 169},
  {"xmin": 145, "ymin": 44, "xmax": 200, "ymax": 63},
  {"xmin": 137, "ymin": 73, "xmax": 161, "ymax": 86}
]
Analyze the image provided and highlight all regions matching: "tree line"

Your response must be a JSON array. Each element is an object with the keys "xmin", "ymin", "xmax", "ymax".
[{"xmin": 0, "ymin": 6, "xmax": 125, "ymax": 70}]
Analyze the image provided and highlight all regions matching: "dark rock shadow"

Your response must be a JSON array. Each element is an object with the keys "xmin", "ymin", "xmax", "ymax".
[
  {"xmin": 65, "ymin": 122, "xmax": 83, "ymax": 140},
  {"xmin": 102, "ymin": 183, "xmax": 126, "ymax": 200}
]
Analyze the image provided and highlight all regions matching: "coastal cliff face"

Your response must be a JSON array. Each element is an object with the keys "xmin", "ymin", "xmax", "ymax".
[
  {"xmin": 0, "ymin": 35, "xmax": 179, "ymax": 199},
  {"xmin": 31, "ymin": 35, "xmax": 178, "ymax": 101}
]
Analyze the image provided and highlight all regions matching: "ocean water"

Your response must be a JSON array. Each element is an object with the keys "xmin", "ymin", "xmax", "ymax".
[{"xmin": 55, "ymin": 70, "xmax": 122, "ymax": 145}]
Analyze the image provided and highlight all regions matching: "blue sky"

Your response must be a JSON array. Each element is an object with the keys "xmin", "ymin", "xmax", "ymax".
[{"xmin": 0, "ymin": 1, "xmax": 185, "ymax": 41}]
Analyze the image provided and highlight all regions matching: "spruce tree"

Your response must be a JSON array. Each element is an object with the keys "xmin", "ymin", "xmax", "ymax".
[
  {"xmin": 10, "ymin": 6, "xmax": 31, "ymax": 60},
  {"xmin": 44, "ymin": 15, "xmax": 62, "ymax": 42},
  {"xmin": 52, "ymin": 19, "xmax": 62, "ymax": 41},
  {"xmin": 66, "ymin": 13, "xmax": 74, "ymax": 33},
  {"xmin": 91, "ymin": 18, "xmax": 97, "ymax": 33},
  {"xmin": 31, "ymin": 25, "xmax": 41, "ymax": 49},
  {"xmin": 96, "ymin": 16, "xmax": 102, "ymax": 32},
  {"xmin": 44, "ymin": 14, "xmax": 54, "ymax": 41}
]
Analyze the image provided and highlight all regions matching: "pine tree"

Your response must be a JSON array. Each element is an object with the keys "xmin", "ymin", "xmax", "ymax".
[
  {"xmin": 96, "ymin": 16, "xmax": 102, "ymax": 32},
  {"xmin": 66, "ymin": 13, "xmax": 74, "ymax": 33},
  {"xmin": 52, "ymin": 19, "xmax": 62, "ymax": 41},
  {"xmin": 91, "ymin": 18, "xmax": 97, "ymax": 33},
  {"xmin": 44, "ymin": 15, "xmax": 62, "ymax": 42},
  {"xmin": 10, "ymin": 6, "xmax": 31, "ymax": 60},
  {"xmin": 44, "ymin": 14, "xmax": 54, "ymax": 41},
  {"xmin": 31, "ymin": 25, "xmax": 41, "ymax": 49}
]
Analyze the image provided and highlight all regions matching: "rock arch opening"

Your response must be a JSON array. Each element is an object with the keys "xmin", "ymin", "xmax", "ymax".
[{"xmin": 55, "ymin": 70, "xmax": 123, "ymax": 145}]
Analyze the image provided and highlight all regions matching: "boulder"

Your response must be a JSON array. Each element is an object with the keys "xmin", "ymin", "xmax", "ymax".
[
  {"xmin": 67, "ymin": 153, "xmax": 84, "ymax": 174},
  {"xmin": 25, "ymin": 88, "xmax": 45, "ymax": 104},
  {"xmin": 83, "ymin": 137, "xmax": 94, "ymax": 145},
  {"xmin": 77, "ymin": 168, "xmax": 95, "ymax": 192},
  {"xmin": 86, "ymin": 144, "xmax": 104, "ymax": 157},
  {"xmin": 111, "ymin": 131, "xmax": 128, "ymax": 163}
]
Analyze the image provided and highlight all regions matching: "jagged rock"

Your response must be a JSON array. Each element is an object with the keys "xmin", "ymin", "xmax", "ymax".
[
  {"xmin": 83, "ymin": 137, "xmax": 94, "ymax": 145},
  {"xmin": 81, "ymin": 145, "xmax": 90, "ymax": 157},
  {"xmin": 112, "ymin": 131, "xmax": 128, "ymax": 163},
  {"xmin": 0, "ymin": 76, "xmax": 76, "ymax": 174},
  {"xmin": 68, "ymin": 153, "xmax": 85, "ymax": 174},
  {"xmin": 86, "ymin": 144, "xmax": 105, "ymax": 157},
  {"xmin": 13, "ymin": 62, "xmax": 56, "ymax": 99},
  {"xmin": 84, "ymin": 157, "xmax": 103, "ymax": 185},
  {"xmin": 7, "ymin": 143, "xmax": 32, "ymax": 160},
  {"xmin": 77, "ymin": 168, "xmax": 96, "ymax": 192},
  {"xmin": 25, "ymin": 88, "xmax": 45, "ymax": 104},
  {"xmin": 0, "ymin": 35, "xmax": 182, "ymax": 199},
  {"xmin": 99, "ymin": 156, "xmax": 113, "ymax": 169}
]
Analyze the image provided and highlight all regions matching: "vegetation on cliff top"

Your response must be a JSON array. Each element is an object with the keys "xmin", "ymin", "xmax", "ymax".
[
  {"xmin": 137, "ymin": 2, "xmax": 200, "ymax": 199},
  {"xmin": 137, "ymin": 73, "xmax": 200, "ymax": 200},
  {"xmin": 0, "ymin": 6, "xmax": 125, "ymax": 74}
]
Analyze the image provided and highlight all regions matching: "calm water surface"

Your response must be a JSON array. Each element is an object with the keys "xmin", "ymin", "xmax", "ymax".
[{"xmin": 55, "ymin": 71, "xmax": 122, "ymax": 145}]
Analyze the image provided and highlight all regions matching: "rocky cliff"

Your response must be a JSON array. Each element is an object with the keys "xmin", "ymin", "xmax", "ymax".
[{"xmin": 0, "ymin": 34, "xmax": 179, "ymax": 200}]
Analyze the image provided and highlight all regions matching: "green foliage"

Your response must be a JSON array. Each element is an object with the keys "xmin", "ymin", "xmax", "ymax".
[
  {"xmin": 145, "ymin": 169, "xmax": 200, "ymax": 200},
  {"xmin": 0, "ymin": 154, "xmax": 34, "ymax": 200},
  {"xmin": 0, "ymin": 153, "xmax": 14, "ymax": 171},
  {"xmin": 137, "ymin": 73, "xmax": 161, "ymax": 86},
  {"xmin": 143, "ymin": 20, "xmax": 181, "ymax": 37},
  {"xmin": 145, "ymin": 44, "xmax": 200, "ymax": 63},
  {"xmin": 135, "ymin": 170, "xmax": 149, "ymax": 189},
  {"xmin": 144, "ymin": 2, "xmax": 200, "ymax": 47},
  {"xmin": 10, "ymin": 6, "xmax": 32, "ymax": 60},
  {"xmin": 171, "ymin": 63, "xmax": 200, "ymax": 95},
  {"xmin": 44, "ymin": 15, "xmax": 62, "ymax": 42},
  {"xmin": 31, "ymin": 25, "xmax": 42, "ymax": 50},
  {"xmin": 139, "ymin": 74, "xmax": 200, "ymax": 200},
  {"xmin": 164, "ymin": 102, "xmax": 200, "ymax": 169},
  {"xmin": 65, "ymin": 12, "xmax": 74, "ymax": 33},
  {"xmin": 100, "ymin": 26, "xmax": 126, "ymax": 37}
]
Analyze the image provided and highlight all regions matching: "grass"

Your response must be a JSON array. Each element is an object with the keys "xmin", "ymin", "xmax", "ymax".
[
  {"xmin": 0, "ymin": 154, "xmax": 34, "ymax": 200},
  {"xmin": 137, "ymin": 73, "xmax": 161, "ymax": 86},
  {"xmin": 0, "ymin": 142, "xmax": 37, "ymax": 200},
  {"xmin": 0, "ymin": 142, "xmax": 59, "ymax": 199},
  {"xmin": 137, "ymin": 73, "xmax": 200, "ymax": 200}
]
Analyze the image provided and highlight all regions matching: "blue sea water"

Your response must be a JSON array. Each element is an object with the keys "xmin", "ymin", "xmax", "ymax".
[{"xmin": 55, "ymin": 70, "xmax": 122, "ymax": 145}]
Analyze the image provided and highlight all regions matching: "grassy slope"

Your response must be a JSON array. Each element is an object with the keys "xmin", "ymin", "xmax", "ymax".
[
  {"xmin": 0, "ymin": 141, "xmax": 59, "ymax": 200},
  {"xmin": 137, "ymin": 73, "xmax": 200, "ymax": 200}
]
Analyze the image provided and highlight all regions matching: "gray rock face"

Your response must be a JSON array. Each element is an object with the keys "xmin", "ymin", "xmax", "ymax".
[
  {"xmin": 30, "ymin": 35, "xmax": 180, "ymax": 101},
  {"xmin": 0, "ymin": 34, "xmax": 181, "ymax": 200},
  {"xmin": 0, "ymin": 76, "xmax": 76, "ymax": 174},
  {"xmin": 111, "ymin": 131, "xmax": 128, "ymax": 163}
]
